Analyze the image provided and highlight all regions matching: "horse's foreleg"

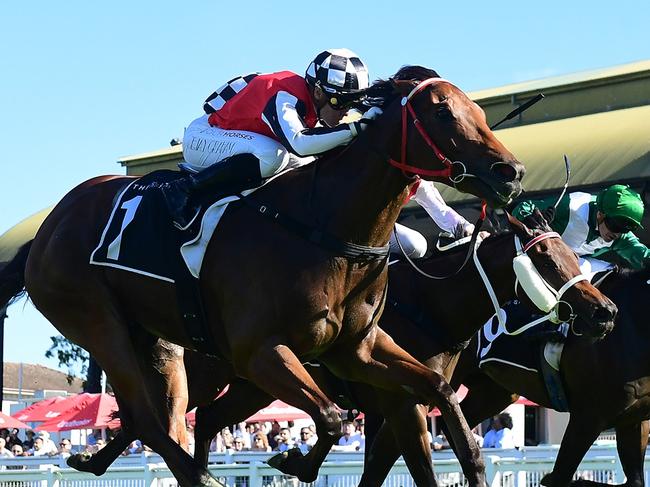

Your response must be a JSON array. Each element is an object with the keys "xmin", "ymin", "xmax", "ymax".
[
  {"xmin": 324, "ymin": 327, "xmax": 484, "ymax": 486},
  {"xmin": 194, "ymin": 379, "xmax": 273, "ymax": 468},
  {"xmin": 241, "ymin": 342, "xmax": 342, "ymax": 483},
  {"xmin": 67, "ymin": 431, "xmax": 133, "ymax": 475},
  {"xmin": 446, "ymin": 371, "xmax": 518, "ymax": 457},
  {"xmin": 540, "ymin": 416, "xmax": 604, "ymax": 487},
  {"xmin": 386, "ymin": 401, "xmax": 436, "ymax": 486},
  {"xmin": 458, "ymin": 372, "xmax": 518, "ymax": 430},
  {"xmin": 360, "ymin": 399, "xmax": 436, "ymax": 487},
  {"xmin": 358, "ymin": 413, "xmax": 403, "ymax": 487},
  {"xmin": 608, "ymin": 420, "xmax": 649, "ymax": 487}
]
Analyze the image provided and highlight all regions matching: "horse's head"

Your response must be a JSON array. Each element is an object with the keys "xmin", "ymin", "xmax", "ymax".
[
  {"xmin": 507, "ymin": 210, "xmax": 617, "ymax": 338},
  {"xmin": 365, "ymin": 66, "xmax": 525, "ymax": 208}
]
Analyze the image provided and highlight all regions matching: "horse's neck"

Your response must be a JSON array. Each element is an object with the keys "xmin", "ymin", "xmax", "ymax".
[
  {"xmin": 308, "ymin": 123, "xmax": 410, "ymax": 248},
  {"xmin": 410, "ymin": 234, "xmax": 518, "ymax": 341},
  {"xmin": 475, "ymin": 234, "xmax": 519, "ymax": 305},
  {"xmin": 600, "ymin": 274, "xmax": 649, "ymax": 339}
]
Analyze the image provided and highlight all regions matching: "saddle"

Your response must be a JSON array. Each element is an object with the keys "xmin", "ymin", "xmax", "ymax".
[{"xmin": 477, "ymin": 301, "xmax": 570, "ymax": 411}]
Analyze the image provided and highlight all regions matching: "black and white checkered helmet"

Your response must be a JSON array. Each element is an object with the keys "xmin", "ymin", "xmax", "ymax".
[{"xmin": 305, "ymin": 49, "xmax": 369, "ymax": 94}]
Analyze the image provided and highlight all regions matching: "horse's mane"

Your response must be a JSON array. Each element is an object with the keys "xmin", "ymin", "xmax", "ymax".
[
  {"xmin": 611, "ymin": 266, "xmax": 650, "ymax": 284},
  {"xmin": 361, "ymin": 65, "xmax": 441, "ymax": 109},
  {"xmin": 401, "ymin": 210, "xmax": 553, "ymax": 269},
  {"xmin": 592, "ymin": 265, "xmax": 650, "ymax": 336}
]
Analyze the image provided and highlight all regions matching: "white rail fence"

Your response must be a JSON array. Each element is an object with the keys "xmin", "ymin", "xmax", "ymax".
[{"xmin": 0, "ymin": 445, "xmax": 643, "ymax": 487}]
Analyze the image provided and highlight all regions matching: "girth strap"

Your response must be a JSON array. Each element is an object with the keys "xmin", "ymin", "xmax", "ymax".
[
  {"xmin": 240, "ymin": 197, "xmax": 390, "ymax": 263},
  {"xmin": 172, "ymin": 230, "xmax": 219, "ymax": 356}
]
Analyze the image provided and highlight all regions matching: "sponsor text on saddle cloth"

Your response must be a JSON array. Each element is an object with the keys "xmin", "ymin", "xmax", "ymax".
[
  {"xmin": 89, "ymin": 170, "xmax": 246, "ymax": 351},
  {"xmin": 90, "ymin": 170, "xmax": 244, "ymax": 281}
]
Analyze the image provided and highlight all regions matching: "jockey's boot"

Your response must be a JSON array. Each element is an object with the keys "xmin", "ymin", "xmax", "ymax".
[{"xmin": 162, "ymin": 153, "xmax": 263, "ymax": 228}]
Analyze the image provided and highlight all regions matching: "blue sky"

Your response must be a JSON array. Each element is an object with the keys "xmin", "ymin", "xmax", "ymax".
[{"xmin": 1, "ymin": 0, "xmax": 649, "ymax": 374}]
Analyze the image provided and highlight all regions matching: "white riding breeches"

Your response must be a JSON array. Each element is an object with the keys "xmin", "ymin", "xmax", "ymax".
[
  {"xmin": 390, "ymin": 223, "xmax": 428, "ymax": 258},
  {"xmin": 578, "ymin": 257, "xmax": 615, "ymax": 281},
  {"xmin": 182, "ymin": 115, "xmax": 312, "ymax": 177}
]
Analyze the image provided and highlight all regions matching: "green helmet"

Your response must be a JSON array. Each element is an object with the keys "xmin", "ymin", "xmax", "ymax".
[{"xmin": 596, "ymin": 184, "xmax": 645, "ymax": 230}]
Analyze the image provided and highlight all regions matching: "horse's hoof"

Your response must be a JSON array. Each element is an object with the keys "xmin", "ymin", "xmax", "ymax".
[
  {"xmin": 267, "ymin": 450, "xmax": 290, "ymax": 469},
  {"xmin": 267, "ymin": 448, "xmax": 317, "ymax": 483},
  {"xmin": 193, "ymin": 472, "xmax": 224, "ymax": 487},
  {"xmin": 67, "ymin": 453, "xmax": 102, "ymax": 475},
  {"xmin": 467, "ymin": 478, "xmax": 488, "ymax": 487}
]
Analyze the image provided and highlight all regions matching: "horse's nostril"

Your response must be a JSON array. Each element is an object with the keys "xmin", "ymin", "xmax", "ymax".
[
  {"xmin": 489, "ymin": 162, "xmax": 518, "ymax": 183},
  {"xmin": 593, "ymin": 305, "xmax": 616, "ymax": 323}
]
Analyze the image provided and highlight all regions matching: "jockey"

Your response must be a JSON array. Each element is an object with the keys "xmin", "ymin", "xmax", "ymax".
[
  {"xmin": 163, "ymin": 48, "xmax": 379, "ymax": 228},
  {"xmin": 163, "ymin": 49, "xmax": 478, "ymax": 259},
  {"xmin": 513, "ymin": 184, "xmax": 649, "ymax": 270}
]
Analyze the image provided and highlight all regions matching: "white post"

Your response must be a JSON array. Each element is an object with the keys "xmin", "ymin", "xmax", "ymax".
[
  {"xmin": 18, "ymin": 362, "xmax": 23, "ymax": 401},
  {"xmin": 484, "ymin": 454, "xmax": 498, "ymax": 487},
  {"xmin": 45, "ymin": 465, "xmax": 59, "ymax": 487},
  {"xmin": 101, "ymin": 371, "xmax": 107, "ymax": 442},
  {"xmin": 248, "ymin": 462, "xmax": 262, "ymax": 487},
  {"xmin": 613, "ymin": 453, "xmax": 625, "ymax": 484},
  {"xmin": 144, "ymin": 463, "xmax": 156, "ymax": 487}
]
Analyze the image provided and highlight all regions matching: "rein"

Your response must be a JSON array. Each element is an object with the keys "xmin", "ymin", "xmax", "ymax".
[
  {"xmin": 393, "ymin": 201, "xmax": 487, "ymax": 280},
  {"xmin": 474, "ymin": 232, "xmax": 589, "ymax": 335}
]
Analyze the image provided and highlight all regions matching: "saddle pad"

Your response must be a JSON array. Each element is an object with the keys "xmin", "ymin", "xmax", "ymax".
[
  {"xmin": 543, "ymin": 323, "xmax": 569, "ymax": 371},
  {"xmin": 90, "ymin": 171, "xmax": 194, "ymax": 282},
  {"xmin": 476, "ymin": 301, "xmax": 549, "ymax": 373},
  {"xmin": 181, "ymin": 195, "xmax": 241, "ymax": 278},
  {"xmin": 477, "ymin": 302, "xmax": 570, "ymax": 411}
]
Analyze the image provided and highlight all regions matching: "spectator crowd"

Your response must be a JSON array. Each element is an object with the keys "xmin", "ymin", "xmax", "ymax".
[{"xmin": 0, "ymin": 411, "xmax": 518, "ymax": 461}]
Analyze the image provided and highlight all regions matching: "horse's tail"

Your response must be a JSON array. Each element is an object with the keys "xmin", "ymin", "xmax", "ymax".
[{"xmin": 0, "ymin": 240, "xmax": 32, "ymax": 309}]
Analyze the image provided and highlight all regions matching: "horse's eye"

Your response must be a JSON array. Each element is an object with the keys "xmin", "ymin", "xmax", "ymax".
[{"xmin": 436, "ymin": 106, "xmax": 454, "ymax": 121}]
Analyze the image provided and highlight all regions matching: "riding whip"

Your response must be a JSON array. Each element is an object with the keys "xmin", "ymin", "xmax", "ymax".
[
  {"xmin": 552, "ymin": 155, "xmax": 572, "ymax": 209},
  {"xmin": 490, "ymin": 93, "xmax": 545, "ymax": 130}
]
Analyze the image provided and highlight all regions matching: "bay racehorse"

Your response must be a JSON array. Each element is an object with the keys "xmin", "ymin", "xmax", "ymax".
[
  {"xmin": 60, "ymin": 210, "xmax": 617, "ymax": 485},
  {"xmin": 185, "ymin": 210, "xmax": 617, "ymax": 485},
  {"xmin": 453, "ymin": 266, "xmax": 650, "ymax": 487},
  {"xmin": 0, "ymin": 66, "xmax": 525, "ymax": 486}
]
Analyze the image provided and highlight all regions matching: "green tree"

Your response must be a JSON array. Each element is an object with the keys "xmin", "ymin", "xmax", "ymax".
[{"xmin": 45, "ymin": 335, "xmax": 102, "ymax": 392}]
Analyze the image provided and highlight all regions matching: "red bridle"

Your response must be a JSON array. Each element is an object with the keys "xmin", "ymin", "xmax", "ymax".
[
  {"xmin": 387, "ymin": 77, "xmax": 457, "ymax": 180},
  {"xmin": 521, "ymin": 231, "xmax": 562, "ymax": 254}
]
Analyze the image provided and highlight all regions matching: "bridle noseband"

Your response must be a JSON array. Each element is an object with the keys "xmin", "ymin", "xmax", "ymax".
[
  {"xmin": 474, "ymin": 231, "xmax": 590, "ymax": 336},
  {"xmin": 387, "ymin": 77, "xmax": 468, "ymax": 183}
]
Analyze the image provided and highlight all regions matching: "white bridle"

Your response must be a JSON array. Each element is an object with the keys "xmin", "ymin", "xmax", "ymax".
[{"xmin": 472, "ymin": 232, "xmax": 589, "ymax": 336}]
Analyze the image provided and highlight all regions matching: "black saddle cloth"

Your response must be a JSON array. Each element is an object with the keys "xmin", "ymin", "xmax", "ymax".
[{"xmin": 90, "ymin": 170, "xmax": 201, "ymax": 282}]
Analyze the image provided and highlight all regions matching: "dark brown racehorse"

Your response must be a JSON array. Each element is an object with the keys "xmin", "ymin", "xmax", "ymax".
[
  {"xmin": 180, "ymin": 211, "xmax": 617, "ymax": 485},
  {"xmin": 0, "ymin": 66, "xmax": 525, "ymax": 487},
  {"xmin": 453, "ymin": 266, "xmax": 650, "ymax": 487}
]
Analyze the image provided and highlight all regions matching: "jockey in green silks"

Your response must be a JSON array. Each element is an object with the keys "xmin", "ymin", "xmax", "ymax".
[{"xmin": 513, "ymin": 184, "xmax": 650, "ymax": 271}]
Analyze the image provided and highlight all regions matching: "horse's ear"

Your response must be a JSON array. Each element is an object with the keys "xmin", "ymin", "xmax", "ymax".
[
  {"xmin": 521, "ymin": 208, "xmax": 554, "ymax": 233},
  {"xmin": 506, "ymin": 212, "xmax": 534, "ymax": 239}
]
